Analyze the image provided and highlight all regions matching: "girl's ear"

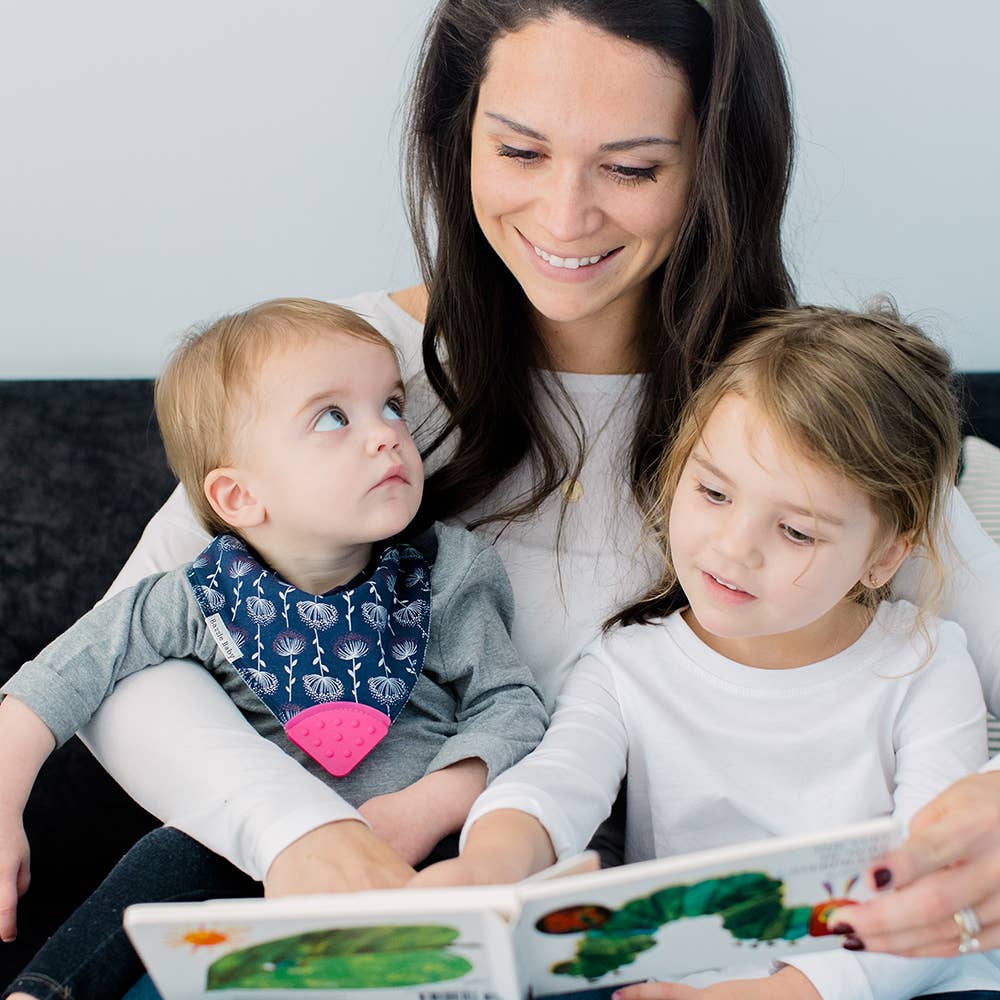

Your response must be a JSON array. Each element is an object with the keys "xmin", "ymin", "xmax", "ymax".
[
  {"xmin": 864, "ymin": 534, "xmax": 913, "ymax": 590},
  {"xmin": 204, "ymin": 468, "xmax": 266, "ymax": 529}
]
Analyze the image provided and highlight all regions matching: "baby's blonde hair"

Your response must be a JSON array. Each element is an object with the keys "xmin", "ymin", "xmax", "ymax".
[
  {"xmin": 154, "ymin": 298, "xmax": 397, "ymax": 536},
  {"xmin": 615, "ymin": 302, "xmax": 961, "ymax": 628}
]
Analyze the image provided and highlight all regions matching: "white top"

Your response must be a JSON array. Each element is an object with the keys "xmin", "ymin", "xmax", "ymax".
[
  {"xmin": 464, "ymin": 603, "xmax": 1000, "ymax": 999},
  {"xmin": 80, "ymin": 289, "xmax": 1000, "ymax": 880}
]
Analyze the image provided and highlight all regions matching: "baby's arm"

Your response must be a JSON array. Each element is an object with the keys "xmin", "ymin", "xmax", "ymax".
[
  {"xmin": 360, "ymin": 533, "xmax": 548, "ymax": 865},
  {"xmin": 0, "ymin": 696, "xmax": 56, "ymax": 941}
]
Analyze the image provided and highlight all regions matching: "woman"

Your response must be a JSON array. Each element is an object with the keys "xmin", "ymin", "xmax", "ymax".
[{"xmin": 40, "ymin": 0, "xmax": 1000, "ymax": 988}]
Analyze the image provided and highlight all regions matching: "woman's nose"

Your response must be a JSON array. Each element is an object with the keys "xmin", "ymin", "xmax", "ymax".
[{"xmin": 535, "ymin": 165, "xmax": 602, "ymax": 244}]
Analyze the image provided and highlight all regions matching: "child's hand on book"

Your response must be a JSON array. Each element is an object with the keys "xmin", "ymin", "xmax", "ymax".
[
  {"xmin": 0, "ymin": 811, "xmax": 30, "ymax": 942},
  {"xmin": 410, "ymin": 808, "xmax": 558, "ymax": 887},
  {"xmin": 263, "ymin": 819, "xmax": 416, "ymax": 896},
  {"xmin": 611, "ymin": 966, "xmax": 820, "ymax": 1000}
]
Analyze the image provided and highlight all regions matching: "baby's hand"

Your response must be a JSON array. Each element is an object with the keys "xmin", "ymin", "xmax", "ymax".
[
  {"xmin": 0, "ymin": 811, "xmax": 30, "ymax": 942},
  {"xmin": 360, "ymin": 760, "xmax": 489, "ymax": 867},
  {"xmin": 359, "ymin": 785, "xmax": 446, "ymax": 867},
  {"xmin": 264, "ymin": 819, "xmax": 416, "ymax": 897},
  {"xmin": 612, "ymin": 968, "xmax": 820, "ymax": 1000}
]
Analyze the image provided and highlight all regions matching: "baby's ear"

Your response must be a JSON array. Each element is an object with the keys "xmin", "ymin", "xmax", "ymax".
[
  {"xmin": 204, "ymin": 468, "xmax": 266, "ymax": 529},
  {"xmin": 864, "ymin": 533, "xmax": 913, "ymax": 591}
]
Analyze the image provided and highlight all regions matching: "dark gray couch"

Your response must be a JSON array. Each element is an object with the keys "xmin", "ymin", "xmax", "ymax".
[{"xmin": 2, "ymin": 374, "xmax": 1000, "ymax": 983}]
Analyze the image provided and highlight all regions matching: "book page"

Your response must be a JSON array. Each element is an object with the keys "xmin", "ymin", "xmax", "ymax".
[
  {"xmin": 512, "ymin": 818, "xmax": 900, "ymax": 998},
  {"xmin": 125, "ymin": 889, "xmax": 521, "ymax": 1000}
]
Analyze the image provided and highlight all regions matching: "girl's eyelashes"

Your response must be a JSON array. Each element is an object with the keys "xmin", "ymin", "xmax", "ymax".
[
  {"xmin": 781, "ymin": 524, "xmax": 817, "ymax": 546},
  {"xmin": 495, "ymin": 143, "xmax": 660, "ymax": 184},
  {"xmin": 696, "ymin": 482, "xmax": 728, "ymax": 505},
  {"xmin": 314, "ymin": 406, "xmax": 348, "ymax": 432}
]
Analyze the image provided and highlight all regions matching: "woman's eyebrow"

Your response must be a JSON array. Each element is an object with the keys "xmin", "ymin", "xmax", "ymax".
[{"xmin": 484, "ymin": 111, "xmax": 679, "ymax": 150}]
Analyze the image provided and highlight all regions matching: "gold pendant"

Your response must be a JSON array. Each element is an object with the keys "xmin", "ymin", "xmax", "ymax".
[{"xmin": 561, "ymin": 478, "xmax": 584, "ymax": 503}]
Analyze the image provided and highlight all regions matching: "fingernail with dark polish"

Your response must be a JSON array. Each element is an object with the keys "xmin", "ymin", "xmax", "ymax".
[
  {"xmin": 843, "ymin": 935, "xmax": 866, "ymax": 951},
  {"xmin": 830, "ymin": 923, "xmax": 855, "ymax": 935},
  {"xmin": 873, "ymin": 867, "xmax": 892, "ymax": 889}
]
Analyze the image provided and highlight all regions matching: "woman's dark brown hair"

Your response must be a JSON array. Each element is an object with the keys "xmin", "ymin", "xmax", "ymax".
[{"xmin": 405, "ymin": 0, "xmax": 795, "ymax": 531}]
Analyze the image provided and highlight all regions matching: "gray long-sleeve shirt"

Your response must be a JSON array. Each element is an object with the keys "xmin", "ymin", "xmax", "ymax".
[{"xmin": 2, "ymin": 523, "xmax": 548, "ymax": 806}]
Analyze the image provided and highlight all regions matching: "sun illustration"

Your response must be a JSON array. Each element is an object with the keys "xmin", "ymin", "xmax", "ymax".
[{"xmin": 168, "ymin": 925, "xmax": 246, "ymax": 952}]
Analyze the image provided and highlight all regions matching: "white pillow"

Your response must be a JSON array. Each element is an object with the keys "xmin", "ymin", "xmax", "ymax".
[
  {"xmin": 958, "ymin": 435, "xmax": 1000, "ymax": 546},
  {"xmin": 956, "ymin": 436, "xmax": 1000, "ymax": 753}
]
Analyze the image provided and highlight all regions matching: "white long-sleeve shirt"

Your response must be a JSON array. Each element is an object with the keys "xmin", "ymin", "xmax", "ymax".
[
  {"xmin": 463, "ymin": 603, "xmax": 1000, "ymax": 999},
  {"xmin": 80, "ymin": 289, "xmax": 1000, "ymax": 880}
]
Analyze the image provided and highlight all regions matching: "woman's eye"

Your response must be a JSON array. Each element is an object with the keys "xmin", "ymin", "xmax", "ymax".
[
  {"xmin": 607, "ymin": 164, "xmax": 659, "ymax": 186},
  {"xmin": 383, "ymin": 397, "xmax": 406, "ymax": 422},
  {"xmin": 496, "ymin": 143, "xmax": 541, "ymax": 165},
  {"xmin": 315, "ymin": 407, "xmax": 348, "ymax": 432},
  {"xmin": 696, "ymin": 483, "xmax": 728, "ymax": 505},
  {"xmin": 781, "ymin": 524, "xmax": 816, "ymax": 546}
]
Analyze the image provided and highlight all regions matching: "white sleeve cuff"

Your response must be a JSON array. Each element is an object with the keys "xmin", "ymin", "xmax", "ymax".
[
  {"xmin": 461, "ymin": 783, "xmax": 581, "ymax": 860},
  {"xmin": 775, "ymin": 951, "xmax": 874, "ymax": 1000}
]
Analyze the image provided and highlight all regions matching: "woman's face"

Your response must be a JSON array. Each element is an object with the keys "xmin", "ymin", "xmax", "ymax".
[{"xmin": 470, "ymin": 14, "xmax": 698, "ymax": 358}]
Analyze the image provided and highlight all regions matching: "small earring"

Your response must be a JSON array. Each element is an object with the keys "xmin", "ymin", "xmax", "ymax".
[{"xmin": 868, "ymin": 572, "xmax": 879, "ymax": 588}]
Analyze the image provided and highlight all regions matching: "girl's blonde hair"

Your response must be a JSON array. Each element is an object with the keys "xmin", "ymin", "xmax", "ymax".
[
  {"xmin": 614, "ymin": 302, "xmax": 961, "ymax": 628},
  {"xmin": 155, "ymin": 298, "xmax": 397, "ymax": 536}
]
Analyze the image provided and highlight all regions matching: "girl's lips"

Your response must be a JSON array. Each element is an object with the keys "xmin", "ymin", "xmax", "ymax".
[
  {"xmin": 701, "ymin": 570, "xmax": 757, "ymax": 605},
  {"xmin": 516, "ymin": 229, "xmax": 622, "ymax": 283}
]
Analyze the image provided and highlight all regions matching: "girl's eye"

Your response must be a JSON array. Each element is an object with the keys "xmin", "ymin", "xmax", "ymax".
[
  {"xmin": 383, "ymin": 396, "xmax": 406, "ymax": 422},
  {"xmin": 606, "ymin": 164, "xmax": 659, "ymax": 186},
  {"xmin": 696, "ymin": 483, "xmax": 728, "ymax": 505},
  {"xmin": 315, "ymin": 407, "xmax": 348, "ymax": 432},
  {"xmin": 496, "ymin": 143, "xmax": 541, "ymax": 165},
  {"xmin": 781, "ymin": 524, "xmax": 816, "ymax": 546}
]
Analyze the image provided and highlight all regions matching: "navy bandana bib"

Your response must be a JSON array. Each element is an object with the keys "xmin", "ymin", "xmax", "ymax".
[{"xmin": 187, "ymin": 535, "xmax": 431, "ymax": 776}]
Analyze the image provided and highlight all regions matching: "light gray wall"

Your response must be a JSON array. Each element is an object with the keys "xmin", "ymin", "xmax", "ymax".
[{"xmin": 2, "ymin": 1, "xmax": 997, "ymax": 377}]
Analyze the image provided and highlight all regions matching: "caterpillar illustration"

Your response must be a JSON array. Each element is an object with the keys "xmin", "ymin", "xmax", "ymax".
[{"xmin": 537, "ymin": 872, "xmax": 859, "ymax": 981}]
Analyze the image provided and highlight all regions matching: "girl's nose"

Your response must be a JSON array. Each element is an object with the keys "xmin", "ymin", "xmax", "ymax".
[
  {"xmin": 535, "ymin": 165, "xmax": 602, "ymax": 245},
  {"xmin": 712, "ymin": 515, "xmax": 763, "ymax": 569}
]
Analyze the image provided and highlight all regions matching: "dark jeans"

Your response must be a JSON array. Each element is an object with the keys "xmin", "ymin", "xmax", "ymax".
[{"xmin": 2, "ymin": 827, "xmax": 257, "ymax": 1000}]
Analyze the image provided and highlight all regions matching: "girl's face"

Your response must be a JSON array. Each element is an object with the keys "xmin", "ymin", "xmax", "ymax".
[
  {"xmin": 470, "ymin": 14, "xmax": 697, "ymax": 366},
  {"xmin": 668, "ymin": 393, "xmax": 910, "ymax": 668}
]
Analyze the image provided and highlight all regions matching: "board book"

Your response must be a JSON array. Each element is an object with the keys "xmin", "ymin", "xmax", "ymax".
[{"xmin": 123, "ymin": 816, "xmax": 900, "ymax": 999}]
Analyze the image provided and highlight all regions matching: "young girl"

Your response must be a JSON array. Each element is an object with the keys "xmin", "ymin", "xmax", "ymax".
[{"xmin": 416, "ymin": 304, "xmax": 1000, "ymax": 999}]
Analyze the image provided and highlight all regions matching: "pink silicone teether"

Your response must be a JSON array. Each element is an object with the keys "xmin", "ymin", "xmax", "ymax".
[{"xmin": 284, "ymin": 703, "xmax": 390, "ymax": 776}]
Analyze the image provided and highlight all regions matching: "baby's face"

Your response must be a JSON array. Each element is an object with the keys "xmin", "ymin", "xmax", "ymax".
[{"xmin": 232, "ymin": 330, "xmax": 424, "ymax": 553}]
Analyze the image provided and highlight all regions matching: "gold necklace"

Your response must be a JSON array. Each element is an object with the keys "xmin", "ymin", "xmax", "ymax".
[{"xmin": 560, "ymin": 374, "xmax": 637, "ymax": 503}]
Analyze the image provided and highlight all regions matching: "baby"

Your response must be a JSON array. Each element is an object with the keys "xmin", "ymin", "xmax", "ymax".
[{"xmin": 0, "ymin": 298, "xmax": 547, "ymax": 999}]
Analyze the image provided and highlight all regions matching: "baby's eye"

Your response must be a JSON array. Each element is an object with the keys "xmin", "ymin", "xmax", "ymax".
[
  {"xmin": 696, "ymin": 483, "xmax": 728, "ymax": 505},
  {"xmin": 315, "ymin": 407, "xmax": 348, "ymax": 432},
  {"xmin": 383, "ymin": 396, "xmax": 406, "ymax": 422},
  {"xmin": 781, "ymin": 524, "xmax": 816, "ymax": 546}
]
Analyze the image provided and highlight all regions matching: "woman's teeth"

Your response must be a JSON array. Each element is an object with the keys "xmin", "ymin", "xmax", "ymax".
[
  {"xmin": 533, "ymin": 245, "xmax": 610, "ymax": 270},
  {"xmin": 712, "ymin": 574, "xmax": 742, "ymax": 592}
]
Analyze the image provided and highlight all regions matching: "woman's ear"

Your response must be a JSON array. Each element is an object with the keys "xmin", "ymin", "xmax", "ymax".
[
  {"xmin": 864, "ymin": 534, "xmax": 913, "ymax": 590},
  {"xmin": 204, "ymin": 468, "xmax": 266, "ymax": 529}
]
